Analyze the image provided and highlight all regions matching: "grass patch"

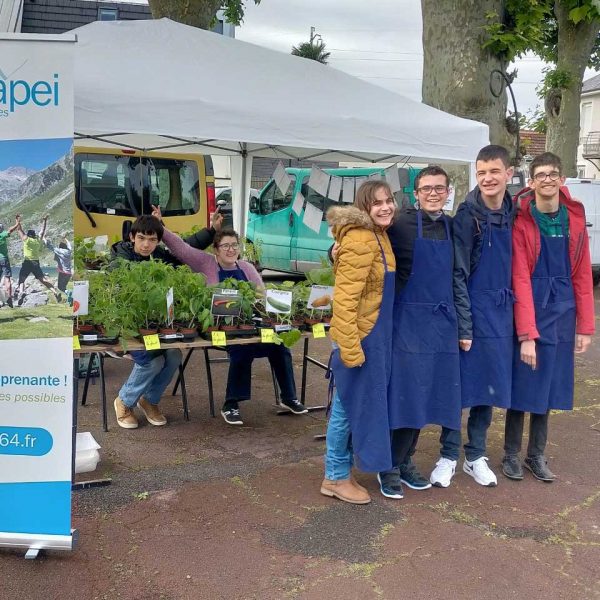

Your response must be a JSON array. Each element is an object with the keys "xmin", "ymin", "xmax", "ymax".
[{"xmin": 0, "ymin": 304, "xmax": 72, "ymax": 340}]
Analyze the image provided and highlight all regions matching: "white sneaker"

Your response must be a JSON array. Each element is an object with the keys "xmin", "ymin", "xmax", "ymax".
[
  {"xmin": 463, "ymin": 457, "xmax": 497, "ymax": 487},
  {"xmin": 430, "ymin": 457, "xmax": 457, "ymax": 488}
]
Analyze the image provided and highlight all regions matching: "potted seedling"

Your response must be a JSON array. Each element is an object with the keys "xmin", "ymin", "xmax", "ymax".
[{"xmin": 73, "ymin": 236, "xmax": 108, "ymax": 273}]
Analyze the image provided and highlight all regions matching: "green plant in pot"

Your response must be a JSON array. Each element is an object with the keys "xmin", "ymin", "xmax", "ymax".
[{"xmin": 74, "ymin": 236, "xmax": 109, "ymax": 273}]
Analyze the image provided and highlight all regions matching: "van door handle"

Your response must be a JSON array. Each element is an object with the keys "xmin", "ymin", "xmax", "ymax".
[
  {"xmin": 587, "ymin": 222, "xmax": 593, "ymax": 227},
  {"xmin": 289, "ymin": 212, "xmax": 294, "ymax": 227}
]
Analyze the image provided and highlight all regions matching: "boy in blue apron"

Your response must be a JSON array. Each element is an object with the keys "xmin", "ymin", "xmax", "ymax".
[
  {"xmin": 431, "ymin": 145, "xmax": 515, "ymax": 488},
  {"xmin": 504, "ymin": 152, "xmax": 594, "ymax": 482},
  {"xmin": 377, "ymin": 166, "xmax": 462, "ymax": 499}
]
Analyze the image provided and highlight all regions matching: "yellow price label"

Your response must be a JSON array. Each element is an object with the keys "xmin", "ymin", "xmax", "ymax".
[
  {"xmin": 143, "ymin": 334, "xmax": 161, "ymax": 350},
  {"xmin": 211, "ymin": 331, "xmax": 227, "ymax": 346},
  {"xmin": 72, "ymin": 335, "xmax": 81, "ymax": 350},
  {"xmin": 312, "ymin": 323, "xmax": 326, "ymax": 339},
  {"xmin": 261, "ymin": 328, "xmax": 276, "ymax": 343}
]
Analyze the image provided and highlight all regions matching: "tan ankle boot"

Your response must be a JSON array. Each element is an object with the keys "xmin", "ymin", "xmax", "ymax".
[
  {"xmin": 320, "ymin": 478, "xmax": 371, "ymax": 504},
  {"xmin": 114, "ymin": 397, "xmax": 138, "ymax": 429},
  {"xmin": 138, "ymin": 397, "xmax": 167, "ymax": 426},
  {"xmin": 350, "ymin": 474, "xmax": 368, "ymax": 494}
]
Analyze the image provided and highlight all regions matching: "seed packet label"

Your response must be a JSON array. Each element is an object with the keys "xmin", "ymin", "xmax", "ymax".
[
  {"xmin": 312, "ymin": 324, "xmax": 326, "ymax": 339},
  {"xmin": 261, "ymin": 328, "xmax": 276, "ymax": 343},
  {"xmin": 211, "ymin": 331, "xmax": 227, "ymax": 346},
  {"xmin": 166, "ymin": 287, "xmax": 174, "ymax": 325},
  {"xmin": 211, "ymin": 290, "xmax": 242, "ymax": 316},
  {"xmin": 143, "ymin": 334, "xmax": 161, "ymax": 350},
  {"xmin": 307, "ymin": 285, "xmax": 334, "ymax": 310},
  {"xmin": 82, "ymin": 334, "xmax": 97, "ymax": 341},
  {"xmin": 72, "ymin": 280, "xmax": 89, "ymax": 316},
  {"xmin": 72, "ymin": 336, "xmax": 81, "ymax": 350},
  {"xmin": 265, "ymin": 289, "xmax": 292, "ymax": 314}
]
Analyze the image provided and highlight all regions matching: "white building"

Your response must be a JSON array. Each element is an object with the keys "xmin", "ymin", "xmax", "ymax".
[{"xmin": 578, "ymin": 74, "xmax": 600, "ymax": 179}]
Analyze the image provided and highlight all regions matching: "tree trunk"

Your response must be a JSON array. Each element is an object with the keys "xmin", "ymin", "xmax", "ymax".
[
  {"xmin": 421, "ymin": 0, "xmax": 514, "ymax": 153},
  {"xmin": 545, "ymin": 2, "xmax": 600, "ymax": 177},
  {"xmin": 421, "ymin": 1, "xmax": 514, "ymax": 203},
  {"xmin": 147, "ymin": 0, "xmax": 222, "ymax": 29}
]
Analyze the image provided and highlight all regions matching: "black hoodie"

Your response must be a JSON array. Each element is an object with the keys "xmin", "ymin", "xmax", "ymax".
[
  {"xmin": 453, "ymin": 187, "xmax": 515, "ymax": 339},
  {"xmin": 109, "ymin": 227, "xmax": 216, "ymax": 267}
]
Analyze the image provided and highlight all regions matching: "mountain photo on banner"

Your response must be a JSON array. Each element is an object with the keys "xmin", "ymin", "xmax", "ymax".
[{"xmin": 0, "ymin": 138, "xmax": 73, "ymax": 340}]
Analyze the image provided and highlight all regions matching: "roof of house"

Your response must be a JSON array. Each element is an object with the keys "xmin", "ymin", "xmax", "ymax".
[
  {"xmin": 20, "ymin": 0, "xmax": 151, "ymax": 34},
  {"xmin": 521, "ymin": 130, "xmax": 546, "ymax": 156},
  {"xmin": 582, "ymin": 73, "xmax": 600, "ymax": 94}
]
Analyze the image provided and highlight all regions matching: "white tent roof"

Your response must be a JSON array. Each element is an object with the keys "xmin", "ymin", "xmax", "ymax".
[{"xmin": 70, "ymin": 18, "xmax": 488, "ymax": 165}]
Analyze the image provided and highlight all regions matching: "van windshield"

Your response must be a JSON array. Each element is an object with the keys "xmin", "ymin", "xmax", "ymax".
[
  {"xmin": 258, "ymin": 175, "xmax": 296, "ymax": 214},
  {"xmin": 75, "ymin": 154, "xmax": 200, "ymax": 217}
]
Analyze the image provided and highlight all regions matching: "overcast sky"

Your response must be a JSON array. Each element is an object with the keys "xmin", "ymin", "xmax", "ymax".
[{"xmin": 132, "ymin": 0, "xmax": 597, "ymax": 118}]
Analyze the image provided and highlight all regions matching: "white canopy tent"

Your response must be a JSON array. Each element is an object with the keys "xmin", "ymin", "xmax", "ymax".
[{"xmin": 69, "ymin": 18, "xmax": 488, "ymax": 233}]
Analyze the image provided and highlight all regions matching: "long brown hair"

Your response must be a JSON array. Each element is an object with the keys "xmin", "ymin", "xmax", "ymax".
[{"xmin": 354, "ymin": 180, "xmax": 394, "ymax": 213}]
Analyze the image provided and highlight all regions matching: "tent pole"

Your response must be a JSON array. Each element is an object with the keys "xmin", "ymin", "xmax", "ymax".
[{"xmin": 240, "ymin": 143, "xmax": 248, "ymax": 239}]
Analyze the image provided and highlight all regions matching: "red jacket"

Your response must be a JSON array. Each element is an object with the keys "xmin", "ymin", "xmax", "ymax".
[{"xmin": 512, "ymin": 186, "xmax": 595, "ymax": 341}]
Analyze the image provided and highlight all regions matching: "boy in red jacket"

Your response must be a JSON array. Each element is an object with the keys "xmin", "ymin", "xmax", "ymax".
[{"xmin": 503, "ymin": 152, "xmax": 595, "ymax": 482}]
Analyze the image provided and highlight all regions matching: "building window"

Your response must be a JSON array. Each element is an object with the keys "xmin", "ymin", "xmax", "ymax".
[
  {"xmin": 581, "ymin": 102, "xmax": 592, "ymax": 135},
  {"xmin": 98, "ymin": 8, "xmax": 118, "ymax": 21}
]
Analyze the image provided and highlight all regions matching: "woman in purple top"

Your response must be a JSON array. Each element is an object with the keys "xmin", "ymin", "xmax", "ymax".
[{"xmin": 153, "ymin": 206, "xmax": 307, "ymax": 426}]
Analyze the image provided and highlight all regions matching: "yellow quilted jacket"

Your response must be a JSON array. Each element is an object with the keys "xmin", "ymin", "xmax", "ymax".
[{"xmin": 327, "ymin": 205, "xmax": 396, "ymax": 367}]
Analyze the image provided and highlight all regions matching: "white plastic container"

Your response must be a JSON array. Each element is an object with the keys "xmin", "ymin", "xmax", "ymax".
[{"xmin": 75, "ymin": 432, "xmax": 101, "ymax": 474}]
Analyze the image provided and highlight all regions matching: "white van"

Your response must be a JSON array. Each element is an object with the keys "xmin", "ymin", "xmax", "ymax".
[{"xmin": 564, "ymin": 178, "xmax": 600, "ymax": 285}]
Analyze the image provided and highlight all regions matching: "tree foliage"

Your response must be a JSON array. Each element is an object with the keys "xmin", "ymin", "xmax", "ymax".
[
  {"xmin": 147, "ymin": 0, "xmax": 261, "ymax": 30},
  {"xmin": 291, "ymin": 40, "xmax": 331, "ymax": 64},
  {"xmin": 482, "ymin": 1, "xmax": 600, "ymax": 174}
]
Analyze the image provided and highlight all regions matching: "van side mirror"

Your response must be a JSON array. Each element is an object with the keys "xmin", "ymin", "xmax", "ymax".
[{"xmin": 249, "ymin": 197, "xmax": 259, "ymax": 213}]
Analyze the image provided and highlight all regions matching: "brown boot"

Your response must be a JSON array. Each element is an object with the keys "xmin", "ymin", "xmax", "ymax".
[
  {"xmin": 350, "ymin": 474, "xmax": 368, "ymax": 495},
  {"xmin": 320, "ymin": 478, "xmax": 371, "ymax": 504},
  {"xmin": 138, "ymin": 397, "xmax": 167, "ymax": 426},
  {"xmin": 114, "ymin": 397, "xmax": 138, "ymax": 429}
]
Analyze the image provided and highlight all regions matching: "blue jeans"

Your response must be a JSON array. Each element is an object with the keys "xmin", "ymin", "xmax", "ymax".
[
  {"xmin": 225, "ymin": 344, "xmax": 297, "ymax": 404},
  {"xmin": 324, "ymin": 391, "xmax": 353, "ymax": 480},
  {"xmin": 440, "ymin": 405, "xmax": 493, "ymax": 462},
  {"xmin": 119, "ymin": 349, "xmax": 182, "ymax": 408}
]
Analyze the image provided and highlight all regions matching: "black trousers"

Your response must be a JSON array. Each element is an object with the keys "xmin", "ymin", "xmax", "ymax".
[
  {"xmin": 504, "ymin": 409, "xmax": 549, "ymax": 458},
  {"xmin": 390, "ymin": 428, "xmax": 420, "ymax": 470}
]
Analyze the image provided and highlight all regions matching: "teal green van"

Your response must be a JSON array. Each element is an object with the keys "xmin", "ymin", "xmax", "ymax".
[{"xmin": 247, "ymin": 167, "xmax": 421, "ymax": 273}]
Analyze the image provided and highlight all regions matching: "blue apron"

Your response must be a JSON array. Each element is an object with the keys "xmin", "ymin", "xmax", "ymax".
[
  {"xmin": 460, "ymin": 214, "xmax": 513, "ymax": 408},
  {"xmin": 330, "ymin": 232, "xmax": 395, "ymax": 473},
  {"xmin": 388, "ymin": 211, "xmax": 461, "ymax": 430},
  {"xmin": 511, "ymin": 217, "xmax": 576, "ymax": 413},
  {"xmin": 218, "ymin": 261, "xmax": 247, "ymax": 282}
]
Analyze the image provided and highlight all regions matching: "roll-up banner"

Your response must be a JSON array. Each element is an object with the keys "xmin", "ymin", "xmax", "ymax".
[{"xmin": 0, "ymin": 33, "xmax": 76, "ymax": 554}]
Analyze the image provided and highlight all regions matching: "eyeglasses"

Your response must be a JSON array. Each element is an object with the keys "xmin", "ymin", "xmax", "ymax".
[
  {"xmin": 533, "ymin": 171, "xmax": 561, "ymax": 182},
  {"xmin": 217, "ymin": 243, "xmax": 240, "ymax": 251},
  {"xmin": 417, "ymin": 185, "xmax": 448, "ymax": 195}
]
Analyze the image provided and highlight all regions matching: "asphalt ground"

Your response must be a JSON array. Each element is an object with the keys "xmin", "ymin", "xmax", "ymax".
[{"xmin": 1, "ymin": 290, "xmax": 599, "ymax": 600}]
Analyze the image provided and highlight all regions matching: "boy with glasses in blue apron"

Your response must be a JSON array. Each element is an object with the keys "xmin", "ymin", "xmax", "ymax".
[
  {"xmin": 504, "ymin": 152, "xmax": 594, "ymax": 482},
  {"xmin": 376, "ymin": 166, "xmax": 462, "ymax": 499}
]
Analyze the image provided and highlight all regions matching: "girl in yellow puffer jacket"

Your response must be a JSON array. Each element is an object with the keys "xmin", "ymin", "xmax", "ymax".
[{"xmin": 321, "ymin": 180, "xmax": 396, "ymax": 505}]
